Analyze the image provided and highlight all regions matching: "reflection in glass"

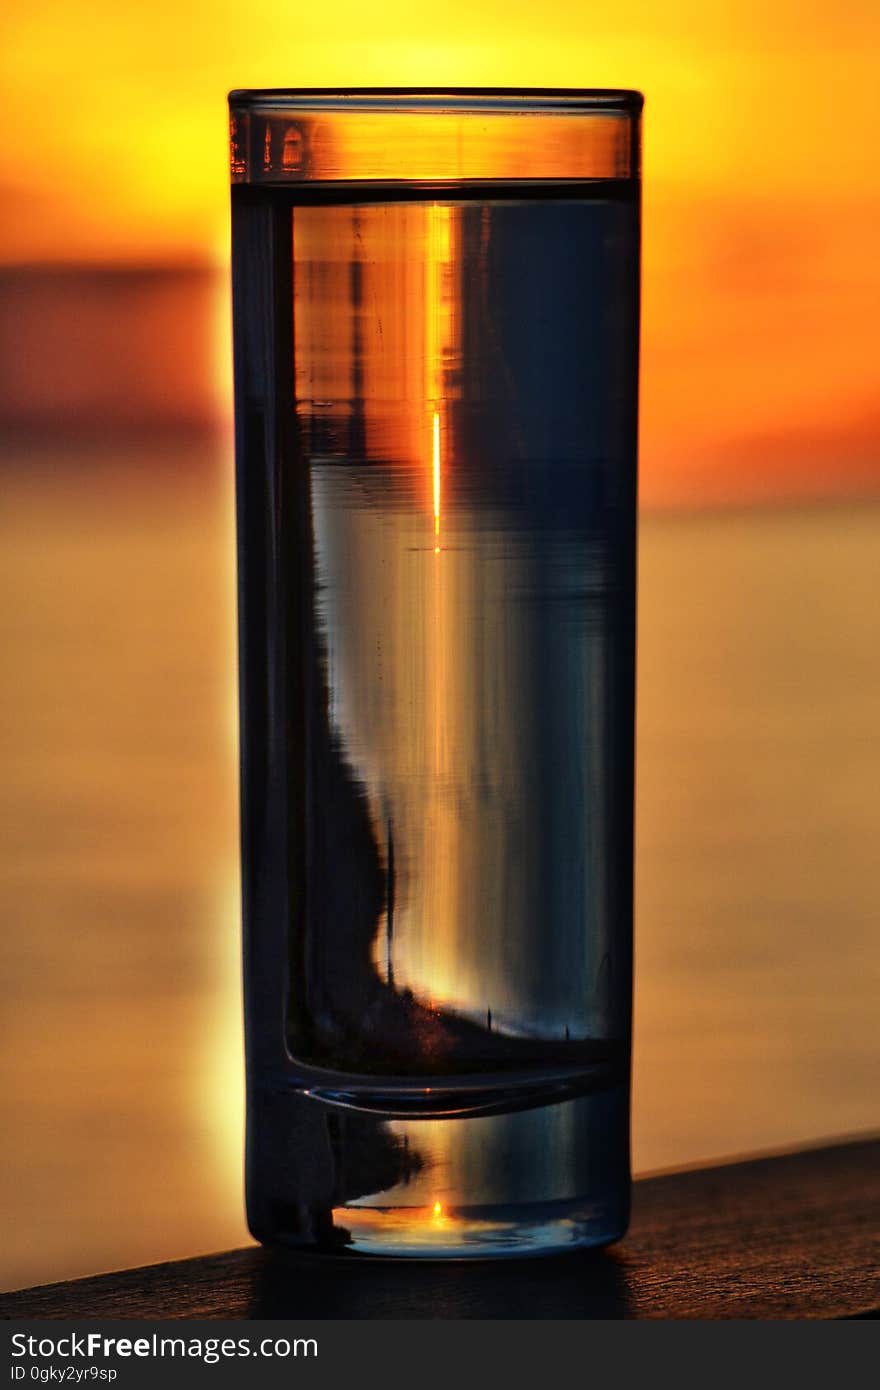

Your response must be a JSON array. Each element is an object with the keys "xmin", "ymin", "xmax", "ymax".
[{"xmin": 290, "ymin": 197, "xmax": 635, "ymax": 1072}]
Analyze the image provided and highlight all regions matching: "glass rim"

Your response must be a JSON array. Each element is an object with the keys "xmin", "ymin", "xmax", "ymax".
[
  {"xmin": 230, "ymin": 88, "xmax": 642, "ymax": 186},
  {"xmin": 228, "ymin": 87, "xmax": 644, "ymax": 116}
]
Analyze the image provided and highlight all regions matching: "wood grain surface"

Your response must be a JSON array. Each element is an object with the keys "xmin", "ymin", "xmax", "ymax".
[{"xmin": 2, "ymin": 1137, "xmax": 877, "ymax": 1320}]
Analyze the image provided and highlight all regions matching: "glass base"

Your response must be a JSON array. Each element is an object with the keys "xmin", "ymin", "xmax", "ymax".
[{"xmin": 246, "ymin": 1077, "xmax": 630, "ymax": 1259}]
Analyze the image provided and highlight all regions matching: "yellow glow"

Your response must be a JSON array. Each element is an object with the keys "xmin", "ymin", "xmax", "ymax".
[
  {"xmin": 432, "ymin": 1200, "xmax": 443, "ymax": 1217},
  {"xmin": 3, "ymin": 4, "xmax": 878, "ymax": 263},
  {"xmin": 338, "ymin": 1203, "xmax": 517, "ymax": 1251}
]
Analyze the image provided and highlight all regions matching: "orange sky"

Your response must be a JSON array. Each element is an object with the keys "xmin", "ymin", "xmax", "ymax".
[{"xmin": 1, "ymin": 2, "xmax": 878, "ymax": 504}]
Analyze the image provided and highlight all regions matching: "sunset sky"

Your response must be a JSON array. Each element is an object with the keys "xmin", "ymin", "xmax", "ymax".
[
  {"xmin": 1, "ymin": 2, "xmax": 878, "ymax": 504},
  {"xmin": 3, "ymin": 4, "xmax": 880, "ymax": 1289}
]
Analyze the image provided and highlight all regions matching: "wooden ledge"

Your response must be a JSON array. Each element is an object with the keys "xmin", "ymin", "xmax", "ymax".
[{"xmin": 2, "ymin": 1137, "xmax": 877, "ymax": 1320}]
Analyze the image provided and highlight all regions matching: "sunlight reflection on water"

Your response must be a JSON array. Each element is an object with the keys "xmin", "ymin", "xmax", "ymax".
[{"xmin": 1, "ymin": 443, "xmax": 878, "ymax": 1289}]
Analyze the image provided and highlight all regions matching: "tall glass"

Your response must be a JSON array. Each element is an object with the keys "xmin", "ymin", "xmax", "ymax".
[{"xmin": 230, "ymin": 89, "xmax": 642, "ymax": 1257}]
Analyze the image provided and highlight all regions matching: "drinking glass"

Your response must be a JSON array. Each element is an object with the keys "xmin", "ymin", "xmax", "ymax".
[{"xmin": 230, "ymin": 88, "xmax": 642, "ymax": 1256}]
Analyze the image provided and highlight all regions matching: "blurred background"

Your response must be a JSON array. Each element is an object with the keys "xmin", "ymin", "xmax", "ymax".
[{"xmin": 2, "ymin": 4, "xmax": 879, "ymax": 1292}]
